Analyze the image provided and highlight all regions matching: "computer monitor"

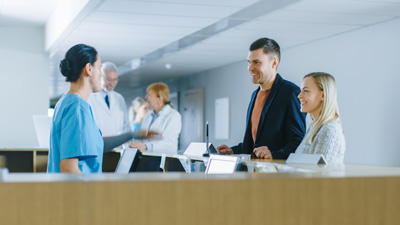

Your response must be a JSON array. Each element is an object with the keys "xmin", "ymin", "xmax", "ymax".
[
  {"xmin": 115, "ymin": 149, "xmax": 140, "ymax": 174},
  {"xmin": 205, "ymin": 154, "xmax": 239, "ymax": 174},
  {"xmin": 32, "ymin": 115, "xmax": 52, "ymax": 148}
]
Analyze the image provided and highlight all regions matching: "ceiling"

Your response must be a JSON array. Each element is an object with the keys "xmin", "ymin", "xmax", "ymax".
[
  {"xmin": 2, "ymin": 0, "xmax": 400, "ymax": 99},
  {"xmin": 0, "ymin": 0, "xmax": 59, "ymax": 25}
]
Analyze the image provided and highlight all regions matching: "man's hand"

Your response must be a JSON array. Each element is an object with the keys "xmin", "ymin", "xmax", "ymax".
[
  {"xmin": 216, "ymin": 144, "xmax": 234, "ymax": 155},
  {"xmin": 253, "ymin": 146, "xmax": 273, "ymax": 159}
]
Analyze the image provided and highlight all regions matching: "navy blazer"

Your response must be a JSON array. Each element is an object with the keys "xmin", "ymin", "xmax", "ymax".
[{"xmin": 231, "ymin": 74, "xmax": 306, "ymax": 159}]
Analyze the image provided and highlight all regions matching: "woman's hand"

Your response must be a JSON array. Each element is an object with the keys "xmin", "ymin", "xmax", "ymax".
[
  {"xmin": 132, "ymin": 130, "xmax": 161, "ymax": 140},
  {"xmin": 129, "ymin": 140, "xmax": 147, "ymax": 151}
]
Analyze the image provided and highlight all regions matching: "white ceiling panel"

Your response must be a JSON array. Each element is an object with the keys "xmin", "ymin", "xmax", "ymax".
[
  {"xmin": 61, "ymin": 36, "xmax": 169, "ymax": 50},
  {"xmin": 77, "ymin": 21, "xmax": 199, "ymax": 36},
  {"xmin": 284, "ymin": 0, "xmax": 400, "ymax": 16},
  {"xmin": 59, "ymin": 39, "xmax": 164, "ymax": 58},
  {"xmin": 126, "ymin": 0, "xmax": 260, "ymax": 7},
  {"xmin": 360, "ymin": 0, "xmax": 400, "ymax": 2},
  {"xmin": 87, "ymin": 11, "xmax": 220, "ymax": 27},
  {"xmin": 67, "ymin": 30, "xmax": 182, "ymax": 43},
  {"xmin": 215, "ymin": 26, "xmax": 331, "ymax": 42},
  {"xmin": 259, "ymin": 10, "xmax": 394, "ymax": 25},
  {"xmin": 97, "ymin": 0, "xmax": 243, "ymax": 18},
  {"xmin": 196, "ymin": 33, "xmax": 325, "ymax": 53},
  {"xmin": 237, "ymin": 20, "xmax": 359, "ymax": 34},
  {"xmin": 183, "ymin": 45, "xmax": 247, "ymax": 55}
]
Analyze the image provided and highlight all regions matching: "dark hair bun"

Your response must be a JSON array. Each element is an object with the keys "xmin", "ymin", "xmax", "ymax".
[
  {"xmin": 59, "ymin": 59, "xmax": 72, "ymax": 78},
  {"xmin": 61, "ymin": 44, "xmax": 98, "ymax": 82}
]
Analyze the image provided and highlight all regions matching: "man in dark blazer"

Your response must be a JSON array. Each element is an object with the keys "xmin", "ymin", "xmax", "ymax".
[{"xmin": 217, "ymin": 38, "xmax": 306, "ymax": 159}]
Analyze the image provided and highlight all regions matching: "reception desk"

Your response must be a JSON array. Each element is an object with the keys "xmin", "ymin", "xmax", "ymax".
[
  {"xmin": 0, "ymin": 148, "xmax": 48, "ymax": 172},
  {"xmin": 0, "ymin": 148, "xmax": 121, "ymax": 173},
  {"xmin": 1, "ymin": 162, "xmax": 400, "ymax": 225}
]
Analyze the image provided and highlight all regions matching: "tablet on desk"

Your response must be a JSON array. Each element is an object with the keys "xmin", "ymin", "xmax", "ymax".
[{"xmin": 208, "ymin": 144, "xmax": 218, "ymax": 154}]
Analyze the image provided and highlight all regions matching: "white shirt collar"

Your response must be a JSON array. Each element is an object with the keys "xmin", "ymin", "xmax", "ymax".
[
  {"xmin": 151, "ymin": 104, "xmax": 171, "ymax": 116},
  {"xmin": 100, "ymin": 89, "xmax": 113, "ymax": 98}
]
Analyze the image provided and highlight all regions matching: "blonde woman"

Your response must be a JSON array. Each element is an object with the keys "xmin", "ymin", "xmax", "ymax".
[
  {"xmin": 295, "ymin": 72, "xmax": 345, "ymax": 163},
  {"xmin": 130, "ymin": 82, "xmax": 181, "ymax": 153},
  {"xmin": 128, "ymin": 97, "xmax": 149, "ymax": 132}
]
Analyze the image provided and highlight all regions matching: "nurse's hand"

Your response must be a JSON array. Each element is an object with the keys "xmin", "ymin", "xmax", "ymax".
[
  {"xmin": 132, "ymin": 130, "xmax": 161, "ymax": 139},
  {"xmin": 129, "ymin": 141, "xmax": 147, "ymax": 152}
]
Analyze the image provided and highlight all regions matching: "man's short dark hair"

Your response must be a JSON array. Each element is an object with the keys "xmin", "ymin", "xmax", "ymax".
[{"xmin": 249, "ymin": 38, "xmax": 281, "ymax": 61}]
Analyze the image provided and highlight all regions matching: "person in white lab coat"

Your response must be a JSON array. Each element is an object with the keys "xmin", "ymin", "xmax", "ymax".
[
  {"xmin": 87, "ymin": 62, "xmax": 130, "ymax": 138},
  {"xmin": 130, "ymin": 82, "xmax": 181, "ymax": 154}
]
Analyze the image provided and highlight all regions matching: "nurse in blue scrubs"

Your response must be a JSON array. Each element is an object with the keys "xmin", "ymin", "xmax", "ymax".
[{"xmin": 47, "ymin": 44, "xmax": 158, "ymax": 174}]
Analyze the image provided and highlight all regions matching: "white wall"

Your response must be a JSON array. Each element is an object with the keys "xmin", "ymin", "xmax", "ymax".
[
  {"xmin": 0, "ymin": 26, "xmax": 49, "ymax": 147},
  {"xmin": 122, "ymin": 17, "xmax": 400, "ymax": 166}
]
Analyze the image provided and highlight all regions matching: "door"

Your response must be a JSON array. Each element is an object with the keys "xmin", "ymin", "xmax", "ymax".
[{"xmin": 180, "ymin": 88, "xmax": 204, "ymax": 151}]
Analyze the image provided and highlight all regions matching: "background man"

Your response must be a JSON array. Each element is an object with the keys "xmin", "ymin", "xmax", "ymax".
[{"xmin": 88, "ymin": 62, "xmax": 130, "ymax": 138}]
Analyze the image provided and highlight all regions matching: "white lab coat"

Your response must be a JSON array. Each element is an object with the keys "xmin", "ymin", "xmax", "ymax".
[
  {"xmin": 87, "ymin": 90, "xmax": 130, "ymax": 137},
  {"xmin": 141, "ymin": 105, "xmax": 182, "ymax": 153}
]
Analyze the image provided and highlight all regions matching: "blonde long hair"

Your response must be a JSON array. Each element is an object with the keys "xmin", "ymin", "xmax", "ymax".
[
  {"xmin": 147, "ymin": 82, "xmax": 174, "ymax": 108},
  {"xmin": 304, "ymin": 72, "xmax": 340, "ymax": 144},
  {"xmin": 128, "ymin": 97, "xmax": 146, "ymax": 123}
]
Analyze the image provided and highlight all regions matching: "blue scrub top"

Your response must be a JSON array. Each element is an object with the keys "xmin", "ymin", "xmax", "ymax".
[
  {"xmin": 130, "ymin": 122, "xmax": 141, "ymax": 132},
  {"xmin": 130, "ymin": 122, "xmax": 141, "ymax": 140},
  {"xmin": 47, "ymin": 94, "xmax": 104, "ymax": 174}
]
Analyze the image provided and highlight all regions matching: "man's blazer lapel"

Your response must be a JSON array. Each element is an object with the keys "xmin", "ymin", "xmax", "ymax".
[{"xmin": 246, "ymin": 90, "xmax": 258, "ymax": 125}]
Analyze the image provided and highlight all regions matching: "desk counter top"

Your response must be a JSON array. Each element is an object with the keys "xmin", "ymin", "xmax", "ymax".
[
  {"xmin": 2, "ymin": 162, "xmax": 400, "ymax": 183},
  {"xmin": 0, "ymin": 163, "xmax": 399, "ymax": 225}
]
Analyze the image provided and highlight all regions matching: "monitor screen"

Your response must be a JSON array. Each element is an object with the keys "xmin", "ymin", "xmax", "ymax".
[
  {"xmin": 115, "ymin": 149, "xmax": 138, "ymax": 174},
  {"xmin": 205, "ymin": 154, "xmax": 238, "ymax": 174}
]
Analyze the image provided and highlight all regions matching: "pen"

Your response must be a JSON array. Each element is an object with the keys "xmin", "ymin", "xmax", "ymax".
[
  {"xmin": 203, "ymin": 121, "xmax": 209, "ymax": 157},
  {"xmin": 206, "ymin": 121, "xmax": 209, "ymax": 153}
]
